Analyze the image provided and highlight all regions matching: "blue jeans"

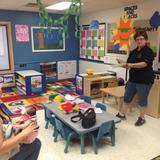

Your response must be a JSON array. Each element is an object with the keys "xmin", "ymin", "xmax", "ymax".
[{"xmin": 124, "ymin": 81, "xmax": 152, "ymax": 107}]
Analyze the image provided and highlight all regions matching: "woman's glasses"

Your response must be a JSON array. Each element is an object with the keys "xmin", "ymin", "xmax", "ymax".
[{"xmin": 136, "ymin": 37, "xmax": 145, "ymax": 41}]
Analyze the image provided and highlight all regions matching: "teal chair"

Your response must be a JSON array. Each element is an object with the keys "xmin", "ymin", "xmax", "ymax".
[
  {"xmin": 54, "ymin": 117, "xmax": 79, "ymax": 153},
  {"xmin": 95, "ymin": 102, "xmax": 107, "ymax": 111},
  {"xmin": 44, "ymin": 108, "xmax": 56, "ymax": 137},
  {"xmin": 91, "ymin": 120, "xmax": 115, "ymax": 154},
  {"xmin": 44, "ymin": 93, "xmax": 58, "ymax": 129},
  {"xmin": 80, "ymin": 95, "xmax": 92, "ymax": 104}
]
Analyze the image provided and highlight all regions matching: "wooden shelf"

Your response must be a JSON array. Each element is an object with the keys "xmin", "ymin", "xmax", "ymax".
[
  {"xmin": 83, "ymin": 75, "xmax": 117, "ymax": 98},
  {"xmin": 147, "ymin": 80, "xmax": 160, "ymax": 118}
]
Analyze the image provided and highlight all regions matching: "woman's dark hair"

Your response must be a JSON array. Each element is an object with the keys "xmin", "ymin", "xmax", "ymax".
[
  {"xmin": 0, "ymin": 106, "xmax": 11, "ymax": 121},
  {"xmin": 134, "ymin": 28, "xmax": 148, "ymax": 40}
]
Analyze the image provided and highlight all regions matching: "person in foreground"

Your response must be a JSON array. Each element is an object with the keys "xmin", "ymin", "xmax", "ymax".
[
  {"xmin": 116, "ymin": 28, "xmax": 154, "ymax": 126},
  {"xmin": 0, "ymin": 106, "xmax": 41, "ymax": 160}
]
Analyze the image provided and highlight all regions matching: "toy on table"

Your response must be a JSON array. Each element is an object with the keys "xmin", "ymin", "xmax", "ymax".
[
  {"xmin": 59, "ymin": 102, "xmax": 79, "ymax": 114},
  {"xmin": 64, "ymin": 94, "xmax": 76, "ymax": 101},
  {"xmin": 86, "ymin": 68, "xmax": 93, "ymax": 75},
  {"xmin": 77, "ymin": 102, "xmax": 94, "ymax": 111},
  {"xmin": 54, "ymin": 95, "xmax": 65, "ymax": 103}
]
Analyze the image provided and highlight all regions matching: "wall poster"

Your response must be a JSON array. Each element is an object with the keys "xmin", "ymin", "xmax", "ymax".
[
  {"xmin": 80, "ymin": 23, "xmax": 106, "ymax": 61},
  {"xmin": 31, "ymin": 26, "xmax": 65, "ymax": 52},
  {"xmin": 107, "ymin": 19, "xmax": 159, "ymax": 57}
]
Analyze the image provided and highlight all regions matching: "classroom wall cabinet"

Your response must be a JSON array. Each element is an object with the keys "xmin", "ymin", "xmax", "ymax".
[{"xmin": 15, "ymin": 70, "xmax": 46, "ymax": 95}]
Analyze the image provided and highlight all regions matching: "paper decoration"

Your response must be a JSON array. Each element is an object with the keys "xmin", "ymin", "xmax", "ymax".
[
  {"xmin": 15, "ymin": 24, "xmax": 29, "ymax": 42},
  {"xmin": 112, "ymin": 17, "xmax": 135, "ymax": 52},
  {"xmin": 150, "ymin": 11, "xmax": 160, "ymax": 28},
  {"xmin": 108, "ymin": 19, "xmax": 158, "ymax": 56},
  {"xmin": 80, "ymin": 23, "xmax": 106, "ymax": 61},
  {"xmin": 90, "ymin": 20, "xmax": 99, "ymax": 29}
]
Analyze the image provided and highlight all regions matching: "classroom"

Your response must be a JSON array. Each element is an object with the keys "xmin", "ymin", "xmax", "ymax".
[{"xmin": 0, "ymin": 0, "xmax": 160, "ymax": 160}]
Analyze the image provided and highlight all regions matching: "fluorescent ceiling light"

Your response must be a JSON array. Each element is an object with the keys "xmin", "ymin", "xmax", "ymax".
[{"xmin": 46, "ymin": 1, "xmax": 72, "ymax": 10}]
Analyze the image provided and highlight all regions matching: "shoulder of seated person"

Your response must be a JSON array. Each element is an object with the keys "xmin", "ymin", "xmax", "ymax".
[{"xmin": 0, "ymin": 118, "xmax": 3, "ymax": 125}]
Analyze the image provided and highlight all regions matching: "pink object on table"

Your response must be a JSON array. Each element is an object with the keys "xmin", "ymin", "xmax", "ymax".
[{"xmin": 78, "ymin": 102, "xmax": 93, "ymax": 110}]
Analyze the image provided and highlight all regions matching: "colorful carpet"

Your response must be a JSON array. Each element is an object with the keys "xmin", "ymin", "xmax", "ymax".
[{"xmin": 0, "ymin": 80, "xmax": 77, "ymax": 115}]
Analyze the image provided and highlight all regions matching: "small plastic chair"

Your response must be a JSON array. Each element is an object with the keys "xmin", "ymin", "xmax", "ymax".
[
  {"xmin": 44, "ymin": 93, "xmax": 58, "ymax": 129},
  {"xmin": 95, "ymin": 102, "xmax": 107, "ymax": 111},
  {"xmin": 80, "ymin": 95, "xmax": 92, "ymax": 104},
  {"xmin": 91, "ymin": 120, "xmax": 115, "ymax": 154},
  {"xmin": 44, "ymin": 108, "xmax": 56, "ymax": 137},
  {"xmin": 54, "ymin": 117, "xmax": 79, "ymax": 153}
]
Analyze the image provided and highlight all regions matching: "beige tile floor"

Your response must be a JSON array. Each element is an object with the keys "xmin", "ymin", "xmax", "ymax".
[{"xmin": 37, "ymin": 99, "xmax": 160, "ymax": 160}]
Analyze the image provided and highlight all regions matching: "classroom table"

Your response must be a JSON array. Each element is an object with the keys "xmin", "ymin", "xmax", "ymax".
[{"xmin": 41, "ymin": 101, "xmax": 121, "ymax": 154}]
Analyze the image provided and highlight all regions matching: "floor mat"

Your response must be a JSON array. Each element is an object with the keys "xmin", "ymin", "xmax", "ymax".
[{"xmin": 0, "ymin": 80, "xmax": 77, "ymax": 115}]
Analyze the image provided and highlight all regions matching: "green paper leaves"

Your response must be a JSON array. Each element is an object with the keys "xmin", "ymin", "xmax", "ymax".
[{"xmin": 36, "ymin": 0, "xmax": 82, "ymax": 39}]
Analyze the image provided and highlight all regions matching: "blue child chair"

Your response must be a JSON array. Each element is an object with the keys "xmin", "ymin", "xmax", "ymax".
[
  {"xmin": 44, "ymin": 93, "xmax": 58, "ymax": 129},
  {"xmin": 44, "ymin": 108, "xmax": 56, "ymax": 137},
  {"xmin": 80, "ymin": 95, "xmax": 92, "ymax": 104},
  {"xmin": 54, "ymin": 117, "xmax": 79, "ymax": 153},
  {"xmin": 95, "ymin": 102, "xmax": 107, "ymax": 111},
  {"xmin": 91, "ymin": 120, "xmax": 115, "ymax": 154}
]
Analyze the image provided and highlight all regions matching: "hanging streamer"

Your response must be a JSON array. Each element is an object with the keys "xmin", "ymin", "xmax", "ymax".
[{"xmin": 36, "ymin": 0, "xmax": 82, "ymax": 39}]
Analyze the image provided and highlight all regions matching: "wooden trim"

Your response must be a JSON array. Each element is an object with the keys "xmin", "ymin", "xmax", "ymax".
[{"xmin": 0, "ymin": 21, "xmax": 14, "ymax": 74}]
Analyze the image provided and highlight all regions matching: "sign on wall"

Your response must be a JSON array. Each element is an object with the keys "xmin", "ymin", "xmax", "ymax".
[
  {"xmin": 124, "ymin": 5, "xmax": 138, "ymax": 19},
  {"xmin": 15, "ymin": 24, "xmax": 29, "ymax": 42}
]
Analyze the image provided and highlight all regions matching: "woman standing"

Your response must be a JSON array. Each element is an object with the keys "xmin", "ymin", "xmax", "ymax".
[{"xmin": 116, "ymin": 29, "xmax": 155, "ymax": 126}]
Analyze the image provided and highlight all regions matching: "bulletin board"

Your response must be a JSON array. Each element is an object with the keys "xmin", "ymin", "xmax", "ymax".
[
  {"xmin": 107, "ymin": 19, "xmax": 159, "ymax": 57},
  {"xmin": 80, "ymin": 23, "xmax": 106, "ymax": 61}
]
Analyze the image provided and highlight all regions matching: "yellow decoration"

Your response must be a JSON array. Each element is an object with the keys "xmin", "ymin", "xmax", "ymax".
[{"xmin": 86, "ymin": 68, "xmax": 93, "ymax": 75}]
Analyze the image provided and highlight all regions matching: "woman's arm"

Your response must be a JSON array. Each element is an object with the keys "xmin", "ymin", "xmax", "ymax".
[
  {"xmin": 127, "ymin": 62, "xmax": 147, "ymax": 69},
  {"xmin": 0, "ymin": 119, "xmax": 38, "ymax": 154}
]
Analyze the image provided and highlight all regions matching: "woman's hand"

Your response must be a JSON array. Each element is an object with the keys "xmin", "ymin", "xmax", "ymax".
[
  {"xmin": 20, "ymin": 121, "xmax": 38, "ymax": 138},
  {"xmin": 126, "ymin": 63, "xmax": 133, "ymax": 69}
]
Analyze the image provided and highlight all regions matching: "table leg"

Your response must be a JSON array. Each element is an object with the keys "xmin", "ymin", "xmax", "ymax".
[
  {"xmin": 117, "ymin": 97, "xmax": 123, "ymax": 111},
  {"xmin": 80, "ymin": 134, "xmax": 85, "ymax": 154},
  {"xmin": 102, "ymin": 91, "xmax": 105, "ymax": 103}
]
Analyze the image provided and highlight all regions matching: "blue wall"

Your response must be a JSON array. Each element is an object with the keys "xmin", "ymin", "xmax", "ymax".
[{"xmin": 0, "ymin": 10, "xmax": 79, "ymax": 71}]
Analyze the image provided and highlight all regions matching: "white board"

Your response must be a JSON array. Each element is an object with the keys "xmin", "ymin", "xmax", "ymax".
[
  {"xmin": 0, "ymin": 26, "xmax": 10, "ymax": 70},
  {"xmin": 57, "ymin": 60, "xmax": 77, "ymax": 80}
]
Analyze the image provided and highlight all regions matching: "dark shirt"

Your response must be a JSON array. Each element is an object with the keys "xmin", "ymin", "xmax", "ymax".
[{"xmin": 127, "ymin": 45, "xmax": 155, "ymax": 84}]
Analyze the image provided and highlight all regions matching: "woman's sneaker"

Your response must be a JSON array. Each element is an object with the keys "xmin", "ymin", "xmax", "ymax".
[
  {"xmin": 116, "ymin": 113, "xmax": 126, "ymax": 120},
  {"xmin": 135, "ymin": 117, "xmax": 145, "ymax": 126}
]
